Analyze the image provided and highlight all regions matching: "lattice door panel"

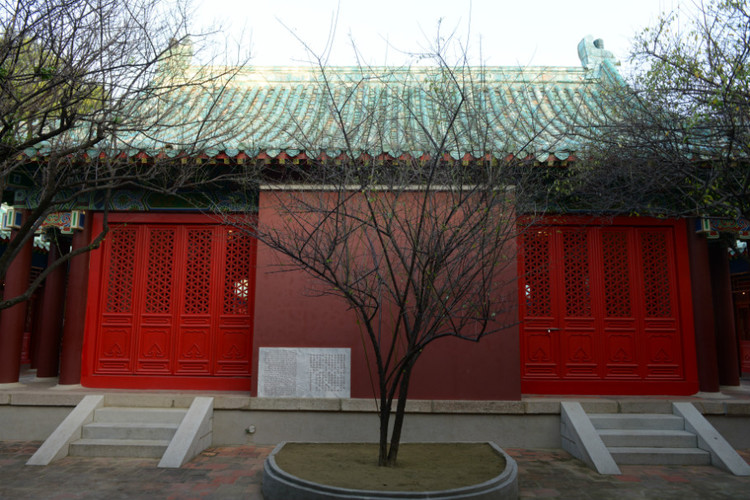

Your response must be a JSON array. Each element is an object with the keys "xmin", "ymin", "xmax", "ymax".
[
  {"xmin": 96, "ymin": 227, "xmax": 139, "ymax": 374},
  {"xmin": 93, "ymin": 222, "xmax": 255, "ymax": 382},
  {"xmin": 215, "ymin": 230, "xmax": 254, "ymax": 375},
  {"xmin": 175, "ymin": 228, "xmax": 215, "ymax": 375},
  {"xmin": 519, "ymin": 222, "xmax": 688, "ymax": 394}
]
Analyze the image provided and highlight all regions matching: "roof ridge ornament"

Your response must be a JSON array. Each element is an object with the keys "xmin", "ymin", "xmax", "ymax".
[
  {"xmin": 577, "ymin": 36, "xmax": 618, "ymax": 77},
  {"xmin": 159, "ymin": 37, "xmax": 193, "ymax": 77}
]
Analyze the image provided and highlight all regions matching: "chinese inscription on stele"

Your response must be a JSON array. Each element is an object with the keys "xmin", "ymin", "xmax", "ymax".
[{"xmin": 258, "ymin": 347, "xmax": 351, "ymax": 398}]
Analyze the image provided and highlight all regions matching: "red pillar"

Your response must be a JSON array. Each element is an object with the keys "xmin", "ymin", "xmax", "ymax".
[
  {"xmin": 685, "ymin": 219, "xmax": 720, "ymax": 392},
  {"xmin": 0, "ymin": 217, "xmax": 34, "ymax": 384},
  {"xmin": 58, "ymin": 215, "xmax": 92, "ymax": 385},
  {"xmin": 27, "ymin": 292, "xmax": 42, "ymax": 368},
  {"xmin": 708, "ymin": 243, "xmax": 741, "ymax": 386},
  {"xmin": 34, "ymin": 232, "xmax": 70, "ymax": 378}
]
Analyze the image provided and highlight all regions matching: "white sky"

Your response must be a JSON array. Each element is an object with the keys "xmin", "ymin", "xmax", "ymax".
[{"xmin": 194, "ymin": 0, "xmax": 690, "ymax": 71}]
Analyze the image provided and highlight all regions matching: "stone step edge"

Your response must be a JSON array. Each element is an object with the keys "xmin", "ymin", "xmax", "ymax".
[
  {"xmin": 93, "ymin": 407, "xmax": 187, "ymax": 424},
  {"xmin": 84, "ymin": 421, "xmax": 180, "ymax": 429},
  {"xmin": 71, "ymin": 438, "xmax": 171, "ymax": 447},
  {"xmin": 597, "ymin": 429, "xmax": 694, "ymax": 436},
  {"xmin": 588, "ymin": 414, "xmax": 685, "ymax": 430},
  {"xmin": 607, "ymin": 446, "xmax": 709, "ymax": 455}
]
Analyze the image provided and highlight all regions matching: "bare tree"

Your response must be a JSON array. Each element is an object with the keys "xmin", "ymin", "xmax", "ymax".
[
  {"xmin": 0, "ymin": 0, "xmax": 248, "ymax": 309},
  {"xmin": 223, "ymin": 28, "xmax": 577, "ymax": 465}
]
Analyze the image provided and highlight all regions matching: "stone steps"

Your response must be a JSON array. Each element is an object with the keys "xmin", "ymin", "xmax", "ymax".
[
  {"xmin": 69, "ymin": 407, "xmax": 186, "ymax": 459},
  {"xmin": 588, "ymin": 413, "xmax": 684, "ymax": 430},
  {"xmin": 589, "ymin": 413, "xmax": 710, "ymax": 466},
  {"xmin": 560, "ymin": 401, "xmax": 750, "ymax": 476},
  {"xmin": 69, "ymin": 438, "xmax": 171, "ymax": 458},
  {"xmin": 81, "ymin": 421, "xmax": 180, "ymax": 441},
  {"xmin": 597, "ymin": 428, "xmax": 697, "ymax": 448},
  {"xmin": 92, "ymin": 407, "xmax": 187, "ymax": 424},
  {"xmin": 608, "ymin": 446, "xmax": 711, "ymax": 465},
  {"xmin": 27, "ymin": 395, "xmax": 215, "ymax": 468}
]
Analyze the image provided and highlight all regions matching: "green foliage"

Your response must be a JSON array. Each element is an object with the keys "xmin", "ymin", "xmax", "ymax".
[{"xmin": 552, "ymin": 0, "xmax": 750, "ymax": 221}]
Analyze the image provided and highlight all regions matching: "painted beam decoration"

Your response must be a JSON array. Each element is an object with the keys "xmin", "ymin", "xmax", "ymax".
[
  {"xmin": 40, "ymin": 211, "xmax": 85, "ymax": 234},
  {"xmin": 696, "ymin": 217, "xmax": 750, "ymax": 239}
]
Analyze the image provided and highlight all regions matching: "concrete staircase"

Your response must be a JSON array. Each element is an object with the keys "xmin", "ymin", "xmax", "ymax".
[
  {"xmin": 589, "ymin": 412, "xmax": 710, "ymax": 466},
  {"xmin": 561, "ymin": 401, "xmax": 750, "ymax": 475},
  {"xmin": 27, "ymin": 395, "xmax": 214, "ymax": 468},
  {"xmin": 69, "ymin": 406, "xmax": 187, "ymax": 459}
]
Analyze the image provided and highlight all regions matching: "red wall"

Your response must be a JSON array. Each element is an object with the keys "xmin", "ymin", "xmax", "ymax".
[{"xmin": 252, "ymin": 190, "xmax": 521, "ymax": 400}]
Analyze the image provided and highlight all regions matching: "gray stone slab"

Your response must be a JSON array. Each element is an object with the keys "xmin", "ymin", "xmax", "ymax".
[
  {"xmin": 597, "ymin": 429, "xmax": 696, "ymax": 448},
  {"xmin": 608, "ymin": 447, "xmax": 711, "ymax": 465},
  {"xmin": 159, "ymin": 397, "xmax": 214, "ymax": 468},
  {"xmin": 0, "ymin": 393, "xmax": 9, "ymax": 405},
  {"xmin": 723, "ymin": 402, "xmax": 750, "ymax": 416},
  {"xmin": 431, "ymin": 400, "xmax": 524, "ymax": 414},
  {"xmin": 93, "ymin": 407, "xmax": 187, "ymax": 424},
  {"xmin": 524, "ymin": 399, "xmax": 560, "ymax": 414},
  {"xmin": 103, "ymin": 394, "xmax": 192, "ymax": 408},
  {"xmin": 588, "ymin": 413, "xmax": 684, "ymax": 430},
  {"xmin": 69, "ymin": 438, "xmax": 169, "ymax": 458},
  {"xmin": 404, "ymin": 400, "xmax": 433, "ymax": 413},
  {"xmin": 560, "ymin": 402, "xmax": 620, "ymax": 475},
  {"xmin": 673, "ymin": 402, "xmax": 750, "ymax": 476},
  {"xmin": 691, "ymin": 400, "xmax": 728, "ymax": 415},
  {"xmin": 26, "ymin": 395, "xmax": 104, "ymax": 465},
  {"xmin": 618, "ymin": 400, "xmax": 673, "ymax": 414},
  {"xmin": 249, "ymin": 398, "xmax": 341, "ymax": 411},
  {"xmin": 82, "ymin": 421, "xmax": 178, "ymax": 440},
  {"xmin": 577, "ymin": 400, "xmax": 618, "ymax": 414},
  {"xmin": 214, "ymin": 396, "xmax": 252, "ymax": 410},
  {"xmin": 341, "ymin": 399, "xmax": 378, "ymax": 412},
  {"xmin": 339, "ymin": 398, "xmax": 431, "ymax": 413},
  {"xmin": 11, "ymin": 392, "xmax": 84, "ymax": 407}
]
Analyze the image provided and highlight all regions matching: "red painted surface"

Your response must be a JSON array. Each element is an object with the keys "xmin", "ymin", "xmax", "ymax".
[
  {"xmin": 252, "ymin": 190, "xmax": 521, "ymax": 400},
  {"xmin": 686, "ymin": 222, "xmax": 720, "ymax": 392},
  {"xmin": 742, "ymin": 342, "xmax": 750, "ymax": 375},
  {"xmin": 708, "ymin": 244, "xmax": 740, "ymax": 386},
  {"xmin": 81, "ymin": 213, "xmax": 257, "ymax": 390},
  {"xmin": 0, "ymin": 221, "xmax": 33, "ymax": 383},
  {"xmin": 518, "ymin": 217, "xmax": 698, "ymax": 395},
  {"xmin": 35, "ymin": 238, "xmax": 69, "ymax": 378},
  {"xmin": 59, "ymin": 215, "xmax": 93, "ymax": 385},
  {"xmin": 734, "ymin": 274, "xmax": 750, "ymax": 375},
  {"xmin": 20, "ymin": 331, "xmax": 31, "ymax": 364}
]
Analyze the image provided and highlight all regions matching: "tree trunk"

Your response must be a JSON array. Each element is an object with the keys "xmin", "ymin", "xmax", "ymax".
[
  {"xmin": 378, "ymin": 387, "xmax": 391, "ymax": 466},
  {"xmin": 386, "ymin": 365, "xmax": 414, "ymax": 466}
]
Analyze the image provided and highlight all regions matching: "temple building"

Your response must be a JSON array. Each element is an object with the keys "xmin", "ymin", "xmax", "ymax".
[{"xmin": 1, "ymin": 36, "xmax": 747, "ymax": 399}]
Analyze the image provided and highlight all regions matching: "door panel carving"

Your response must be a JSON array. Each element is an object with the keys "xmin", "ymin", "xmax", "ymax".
[
  {"xmin": 91, "ymin": 221, "xmax": 255, "ymax": 386},
  {"xmin": 520, "ymin": 221, "xmax": 690, "ymax": 393}
]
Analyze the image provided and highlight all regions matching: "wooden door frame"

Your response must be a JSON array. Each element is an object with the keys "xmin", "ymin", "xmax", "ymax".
[
  {"xmin": 518, "ymin": 216, "xmax": 699, "ymax": 395},
  {"xmin": 81, "ymin": 212, "xmax": 257, "ymax": 390}
]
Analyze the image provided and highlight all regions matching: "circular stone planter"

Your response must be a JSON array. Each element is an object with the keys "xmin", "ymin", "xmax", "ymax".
[{"xmin": 261, "ymin": 441, "xmax": 518, "ymax": 500}]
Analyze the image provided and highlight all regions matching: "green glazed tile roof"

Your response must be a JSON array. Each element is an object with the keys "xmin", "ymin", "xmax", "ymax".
[{"xmin": 24, "ymin": 37, "xmax": 624, "ymax": 162}]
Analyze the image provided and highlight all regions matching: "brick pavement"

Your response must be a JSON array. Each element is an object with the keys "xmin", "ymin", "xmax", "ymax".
[{"xmin": 0, "ymin": 442, "xmax": 749, "ymax": 499}]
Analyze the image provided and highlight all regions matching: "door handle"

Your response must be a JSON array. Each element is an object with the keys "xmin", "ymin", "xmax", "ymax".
[{"xmin": 547, "ymin": 328, "xmax": 560, "ymax": 333}]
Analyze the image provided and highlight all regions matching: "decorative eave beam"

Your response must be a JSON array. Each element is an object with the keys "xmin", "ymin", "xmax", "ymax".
[{"xmin": 7, "ymin": 149, "xmax": 578, "ymax": 168}]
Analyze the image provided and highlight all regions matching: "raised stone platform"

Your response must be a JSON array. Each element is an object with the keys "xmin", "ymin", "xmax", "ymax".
[{"xmin": 3, "ymin": 370, "xmax": 749, "ymax": 450}]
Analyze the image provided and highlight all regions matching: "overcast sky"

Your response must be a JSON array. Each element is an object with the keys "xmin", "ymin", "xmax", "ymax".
[{"xmin": 194, "ymin": 0, "xmax": 690, "ymax": 71}]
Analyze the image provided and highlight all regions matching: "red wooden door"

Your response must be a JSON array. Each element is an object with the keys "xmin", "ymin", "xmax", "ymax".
[
  {"xmin": 83, "ymin": 214, "xmax": 256, "ymax": 390},
  {"xmin": 519, "ymin": 219, "xmax": 697, "ymax": 395},
  {"xmin": 733, "ymin": 274, "xmax": 750, "ymax": 375}
]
